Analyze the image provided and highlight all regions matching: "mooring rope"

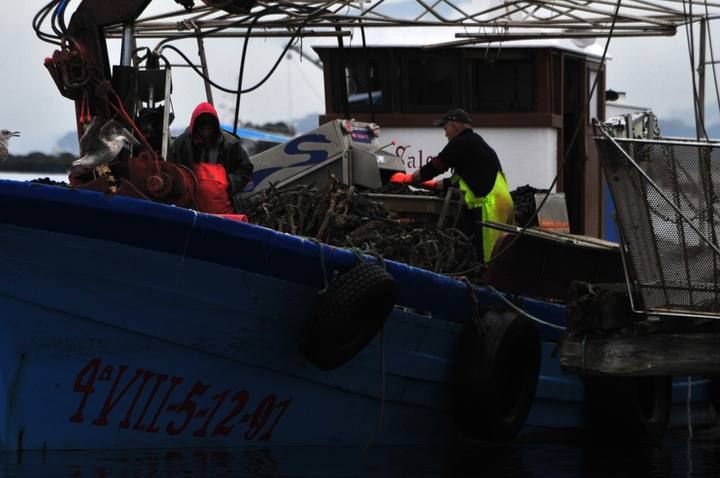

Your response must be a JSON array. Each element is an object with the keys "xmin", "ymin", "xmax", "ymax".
[
  {"xmin": 362, "ymin": 326, "xmax": 386, "ymax": 455},
  {"xmin": 312, "ymin": 238, "xmax": 330, "ymax": 292},
  {"xmin": 687, "ymin": 376, "xmax": 694, "ymax": 439},
  {"xmin": 174, "ymin": 209, "xmax": 198, "ymax": 289},
  {"xmin": 487, "ymin": 285, "xmax": 566, "ymax": 331},
  {"xmin": 364, "ymin": 250, "xmax": 388, "ymax": 453},
  {"xmin": 687, "ymin": 374, "xmax": 694, "ymax": 478},
  {"xmin": 581, "ymin": 333, "xmax": 589, "ymax": 376},
  {"xmin": 307, "ymin": 237, "xmax": 389, "ymax": 452}
]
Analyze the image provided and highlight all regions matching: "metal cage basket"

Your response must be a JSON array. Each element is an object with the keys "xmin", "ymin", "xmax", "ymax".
[{"xmin": 596, "ymin": 136, "xmax": 720, "ymax": 317}]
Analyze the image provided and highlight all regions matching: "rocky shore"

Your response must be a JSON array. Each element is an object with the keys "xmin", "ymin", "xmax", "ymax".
[{"xmin": 0, "ymin": 153, "xmax": 74, "ymax": 173}]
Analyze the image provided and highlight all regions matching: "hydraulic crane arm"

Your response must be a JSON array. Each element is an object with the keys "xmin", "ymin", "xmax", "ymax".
[
  {"xmin": 40, "ymin": 0, "xmax": 258, "ymax": 206},
  {"xmin": 65, "ymin": 0, "xmax": 153, "ymax": 81},
  {"xmin": 42, "ymin": 0, "xmax": 202, "ymax": 206},
  {"xmin": 44, "ymin": 0, "xmax": 156, "ymax": 142}
]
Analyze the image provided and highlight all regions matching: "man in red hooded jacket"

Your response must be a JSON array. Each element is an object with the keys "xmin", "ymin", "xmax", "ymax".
[{"xmin": 168, "ymin": 102, "xmax": 253, "ymax": 214}]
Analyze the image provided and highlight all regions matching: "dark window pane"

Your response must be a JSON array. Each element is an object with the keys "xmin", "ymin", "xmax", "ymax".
[
  {"xmin": 404, "ymin": 53, "xmax": 458, "ymax": 111},
  {"xmin": 471, "ymin": 58, "xmax": 535, "ymax": 112},
  {"xmin": 343, "ymin": 55, "xmax": 387, "ymax": 111}
]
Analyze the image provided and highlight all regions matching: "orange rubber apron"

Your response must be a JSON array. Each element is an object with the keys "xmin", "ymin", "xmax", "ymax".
[{"xmin": 193, "ymin": 162, "xmax": 234, "ymax": 214}]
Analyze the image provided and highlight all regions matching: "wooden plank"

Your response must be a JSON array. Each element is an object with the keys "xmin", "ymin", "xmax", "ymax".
[{"xmin": 559, "ymin": 332, "xmax": 720, "ymax": 376}]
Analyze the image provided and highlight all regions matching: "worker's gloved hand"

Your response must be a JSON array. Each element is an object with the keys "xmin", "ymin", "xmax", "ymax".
[
  {"xmin": 390, "ymin": 172, "xmax": 414, "ymax": 184},
  {"xmin": 419, "ymin": 179, "xmax": 443, "ymax": 191}
]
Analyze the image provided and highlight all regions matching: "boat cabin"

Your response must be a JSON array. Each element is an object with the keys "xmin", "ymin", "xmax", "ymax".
[{"xmin": 314, "ymin": 43, "xmax": 607, "ymax": 238}]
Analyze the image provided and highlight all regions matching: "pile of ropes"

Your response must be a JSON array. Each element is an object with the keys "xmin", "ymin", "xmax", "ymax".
[{"xmin": 236, "ymin": 177, "xmax": 481, "ymax": 277}]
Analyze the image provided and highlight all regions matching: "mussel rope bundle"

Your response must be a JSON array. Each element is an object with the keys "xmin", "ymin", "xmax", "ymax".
[
  {"xmin": 303, "ymin": 259, "xmax": 398, "ymax": 371},
  {"xmin": 237, "ymin": 179, "xmax": 481, "ymax": 279}
]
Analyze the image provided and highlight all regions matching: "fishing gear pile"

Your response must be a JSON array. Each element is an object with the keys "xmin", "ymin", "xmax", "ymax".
[
  {"xmin": 31, "ymin": 177, "xmax": 69, "ymax": 187},
  {"xmin": 237, "ymin": 177, "xmax": 480, "ymax": 277},
  {"xmin": 511, "ymin": 184, "xmax": 549, "ymax": 228}
]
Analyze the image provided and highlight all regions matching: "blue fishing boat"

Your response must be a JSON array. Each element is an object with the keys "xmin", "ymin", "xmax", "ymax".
[
  {"xmin": 6, "ymin": 0, "xmax": 719, "ymax": 452},
  {"xmin": 1, "ymin": 176, "xmax": 714, "ymax": 450},
  {"xmin": 0, "ymin": 178, "xmax": 564, "ymax": 449}
]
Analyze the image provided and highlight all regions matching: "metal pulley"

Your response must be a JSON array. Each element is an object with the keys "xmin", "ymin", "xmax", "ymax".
[
  {"xmin": 70, "ymin": 153, "xmax": 197, "ymax": 209},
  {"xmin": 126, "ymin": 154, "xmax": 197, "ymax": 206}
]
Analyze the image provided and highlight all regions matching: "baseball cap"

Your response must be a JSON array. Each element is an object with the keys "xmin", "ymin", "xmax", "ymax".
[{"xmin": 433, "ymin": 108, "xmax": 472, "ymax": 126}]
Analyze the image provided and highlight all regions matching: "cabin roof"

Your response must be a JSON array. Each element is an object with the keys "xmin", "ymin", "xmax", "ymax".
[{"xmin": 310, "ymin": 34, "xmax": 607, "ymax": 60}]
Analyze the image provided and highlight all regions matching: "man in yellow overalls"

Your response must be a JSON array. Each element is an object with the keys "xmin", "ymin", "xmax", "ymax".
[{"xmin": 392, "ymin": 108, "xmax": 514, "ymax": 261}]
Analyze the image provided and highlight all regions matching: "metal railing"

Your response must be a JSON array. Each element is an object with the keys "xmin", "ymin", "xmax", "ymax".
[{"xmin": 596, "ymin": 134, "xmax": 720, "ymax": 318}]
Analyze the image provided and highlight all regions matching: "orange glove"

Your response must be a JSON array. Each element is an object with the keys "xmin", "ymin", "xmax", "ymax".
[
  {"xmin": 390, "ymin": 172, "xmax": 413, "ymax": 184},
  {"xmin": 419, "ymin": 179, "xmax": 442, "ymax": 190},
  {"xmin": 420, "ymin": 179, "xmax": 446, "ymax": 191}
]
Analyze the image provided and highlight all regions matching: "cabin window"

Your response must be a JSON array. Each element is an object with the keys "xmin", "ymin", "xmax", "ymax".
[
  {"xmin": 469, "ymin": 56, "xmax": 535, "ymax": 112},
  {"xmin": 401, "ymin": 51, "xmax": 461, "ymax": 112},
  {"xmin": 339, "ymin": 52, "xmax": 391, "ymax": 113}
]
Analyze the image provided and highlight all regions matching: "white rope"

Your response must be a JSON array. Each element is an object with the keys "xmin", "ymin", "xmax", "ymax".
[
  {"xmin": 687, "ymin": 375, "xmax": 694, "ymax": 478},
  {"xmin": 687, "ymin": 376, "xmax": 694, "ymax": 439},
  {"xmin": 174, "ymin": 209, "xmax": 198, "ymax": 289},
  {"xmin": 487, "ymin": 285, "xmax": 566, "ymax": 331},
  {"xmin": 362, "ymin": 326, "xmax": 385, "ymax": 454}
]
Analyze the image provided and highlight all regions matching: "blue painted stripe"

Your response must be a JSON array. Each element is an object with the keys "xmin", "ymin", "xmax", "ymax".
[{"xmin": 220, "ymin": 124, "xmax": 290, "ymax": 143}]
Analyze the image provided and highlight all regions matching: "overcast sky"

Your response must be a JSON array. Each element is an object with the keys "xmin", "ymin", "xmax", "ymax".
[{"xmin": 0, "ymin": 1, "xmax": 712, "ymax": 155}]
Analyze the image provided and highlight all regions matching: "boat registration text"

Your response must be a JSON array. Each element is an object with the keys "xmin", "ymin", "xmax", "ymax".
[{"xmin": 68, "ymin": 358, "xmax": 292, "ymax": 441}]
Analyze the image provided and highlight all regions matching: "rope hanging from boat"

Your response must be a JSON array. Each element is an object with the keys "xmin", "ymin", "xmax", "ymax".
[
  {"xmin": 687, "ymin": 376, "xmax": 694, "ymax": 439},
  {"xmin": 461, "ymin": 277, "xmax": 486, "ymax": 332},
  {"xmin": 315, "ymin": 239, "xmax": 330, "ymax": 292},
  {"xmin": 174, "ymin": 209, "xmax": 199, "ymax": 290},
  {"xmin": 361, "ymin": 326, "xmax": 385, "ymax": 455},
  {"xmin": 487, "ymin": 285, "xmax": 566, "ymax": 331}
]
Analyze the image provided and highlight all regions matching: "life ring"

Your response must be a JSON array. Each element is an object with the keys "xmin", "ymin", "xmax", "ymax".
[
  {"xmin": 454, "ymin": 308, "xmax": 541, "ymax": 442},
  {"xmin": 583, "ymin": 375, "xmax": 671, "ymax": 442},
  {"xmin": 303, "ymin": 261, "xmax": 397, "ymax": 371}
]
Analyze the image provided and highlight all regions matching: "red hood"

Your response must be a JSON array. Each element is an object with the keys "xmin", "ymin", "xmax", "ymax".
[{"xmin": 189, "ymin": 102, "xmax": 220, "ymax": 136}]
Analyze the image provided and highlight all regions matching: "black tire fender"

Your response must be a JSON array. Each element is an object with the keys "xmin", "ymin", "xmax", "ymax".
[
  {"xmin": 455, "ymin": 308, "xmax": 541, "ymax": 442},
  {"xmin": 584, "ymin": 375, "xmax": 672, "ymax": 442},
  {"xmin": 709, "ymin": 378, "xmax": 720, "ymax": 413},
  {"xmin": 303, "ymin": 261, "xmax": 397, "ymax": 371}
]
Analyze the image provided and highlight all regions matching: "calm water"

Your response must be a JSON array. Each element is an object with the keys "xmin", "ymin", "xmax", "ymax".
[
  {"xmin": 0, "ymin": 171, "xmax": 69, "ymax": 183},
  {"xmin": 0, "ymin": 426, "xmax": 719, "ymax": 477}
]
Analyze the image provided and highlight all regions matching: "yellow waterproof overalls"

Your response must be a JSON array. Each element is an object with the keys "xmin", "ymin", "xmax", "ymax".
[{"xmin": 452, "ymin": 171, "xmax": 514, "ymax": 261}]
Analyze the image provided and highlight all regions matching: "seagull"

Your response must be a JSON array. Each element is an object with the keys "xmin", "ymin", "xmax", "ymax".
[
  {"xmin": 71, "ymin": 118, "xmax": 139, "ymax": 174},
  {"xmin": 0, "ymin": 129, "xmax": 20, "ymax": 163}
]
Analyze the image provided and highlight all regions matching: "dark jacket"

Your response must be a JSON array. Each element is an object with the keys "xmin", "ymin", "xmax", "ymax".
[
  {"xmin": 167, "ymin": 102, "xmax": 254, "ymax": 197},
  {"xmin": 418, "ymin": 128, "xmax": 501, "ymax": 198}
]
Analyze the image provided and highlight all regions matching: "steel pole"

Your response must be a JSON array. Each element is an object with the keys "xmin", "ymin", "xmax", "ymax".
[
  {"xmin": 697, "ymin": 18, "xmax": 707, "ymax": 140},
  {"xmin": 195, "ymin": 32, "xmax": 214, "ymax": 105},
  {"xmin": 120, "ymin": 22, "xmax": 136, "ymax": 66}
]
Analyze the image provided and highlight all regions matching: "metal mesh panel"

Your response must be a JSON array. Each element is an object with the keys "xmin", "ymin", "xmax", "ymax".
[{"xmin": 596, "ymin": 138, "xmax": 720, "ymax": 315}]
